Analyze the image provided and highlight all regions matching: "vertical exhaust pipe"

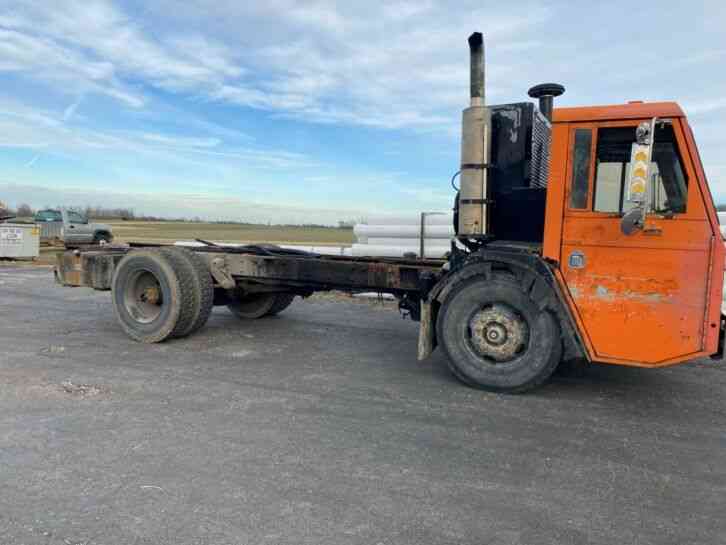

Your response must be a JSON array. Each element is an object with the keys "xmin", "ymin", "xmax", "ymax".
[
  {"xmin": 458, "ymin": 32, "xmax": 491, "ymax": 238},
  {"xmin": 468, "ymin": 32, "xmax": 485, "ymax": 107}
]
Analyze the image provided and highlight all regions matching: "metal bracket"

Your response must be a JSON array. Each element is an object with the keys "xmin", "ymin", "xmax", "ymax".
[
  {"xmin": 209, "ymin": 257, "xmax": 236, "ymax": 289},
  {"xmin": 459, "ymin": 199, "xmax": 495, "ymax": 205},
  {"xmin": 460, "ymin": 163, "xmax": 494, "ymax": 170}
]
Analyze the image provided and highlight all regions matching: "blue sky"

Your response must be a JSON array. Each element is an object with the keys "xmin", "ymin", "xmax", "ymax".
[{"xmin": 0, "ymin": 0, "xmax": 724, "ymax": 223}]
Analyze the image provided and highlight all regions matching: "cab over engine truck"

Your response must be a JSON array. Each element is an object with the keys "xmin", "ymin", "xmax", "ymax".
[{"xmin": 55, "ymin": 32, "xmax": 725, "ymax": 393}]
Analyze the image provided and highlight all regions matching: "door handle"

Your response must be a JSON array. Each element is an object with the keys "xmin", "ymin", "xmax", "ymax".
[{"xmin": 643, "ymin": 226, "xmax": 662, "ymax": 236}]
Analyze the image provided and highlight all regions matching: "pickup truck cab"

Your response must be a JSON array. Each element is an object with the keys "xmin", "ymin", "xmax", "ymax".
[{"xmin": 35, "ymin": 209, "xmax": 113, "ymax": 246}]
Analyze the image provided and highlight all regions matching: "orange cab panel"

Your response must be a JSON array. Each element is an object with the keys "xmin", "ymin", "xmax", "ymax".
[
  {"xmin": 549, "ymin": 112, "xmax": 719, "ymax": 366},
  {"xmin": 561, "ymin": 219, "xmax": 711, "ymax": 364}
]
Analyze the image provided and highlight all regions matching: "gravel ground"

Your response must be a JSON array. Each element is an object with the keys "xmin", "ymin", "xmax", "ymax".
[{"xmin": 1, "ymin": 266, "xmax": 725, "ymax": 545}]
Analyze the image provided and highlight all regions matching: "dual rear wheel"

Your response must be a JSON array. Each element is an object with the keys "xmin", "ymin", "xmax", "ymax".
[
  {"xmin": 112, "ymin": 247, "xmax": 213, "ymax": 343},
  {"xmin": 112, "ymin": 247, "xmax": 296, "ymax": 343}
]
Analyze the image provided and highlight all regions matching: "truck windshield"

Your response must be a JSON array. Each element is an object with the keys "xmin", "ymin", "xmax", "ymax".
[{"xmin": 36, "ymin": 211, "xmax": 61, "ymax": 221}]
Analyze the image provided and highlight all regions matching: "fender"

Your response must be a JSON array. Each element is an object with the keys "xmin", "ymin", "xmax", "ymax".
[{"xmin": 418, "ymin": 247, "xmax": 587, "ymax": 363}]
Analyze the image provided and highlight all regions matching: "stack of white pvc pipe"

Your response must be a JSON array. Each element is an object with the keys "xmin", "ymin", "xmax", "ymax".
[{"xmin": 352, "ymin": 213, "xmax": 454, "ymax": 258}]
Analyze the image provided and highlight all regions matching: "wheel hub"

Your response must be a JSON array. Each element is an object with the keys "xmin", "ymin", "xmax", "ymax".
[
  {"xmin": 469, "ymin": 304, "xmax": 529, "ymax": 362},
  {"xmin": 141, "ymin": 286, "xmax": 160, "ymax": 305},
  {"xmin": 124, "ymin": 270, "xmax": 164, "ymax": 324}
]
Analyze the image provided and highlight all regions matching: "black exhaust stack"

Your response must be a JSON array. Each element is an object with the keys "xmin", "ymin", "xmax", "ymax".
[
  {"xmin": 468, "ymin": 32, "xmax": 485, "ymax": 106},
  {"xmin": 528, "ymin": 83, "xmax": 565, "ymax": 122}
]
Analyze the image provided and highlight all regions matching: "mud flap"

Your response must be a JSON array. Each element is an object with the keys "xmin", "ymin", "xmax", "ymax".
[{"xmin": 418, "ymin": 300, "xmax": 436, "ymax": 360}]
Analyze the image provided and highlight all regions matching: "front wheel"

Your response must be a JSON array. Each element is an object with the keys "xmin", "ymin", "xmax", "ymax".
[
  {"xmin": 94, "ymin": 232, "xmax": 112, "ymax": 245},
  {"xmin": 436, "ymin": 273, "xmax": 562, "ymax": 393}
]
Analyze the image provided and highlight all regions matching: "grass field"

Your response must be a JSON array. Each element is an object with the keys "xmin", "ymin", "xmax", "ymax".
[
  {"xmin": 13, "ymin": 219, "xmax": 355, "ymax": 266},
  {"xmin": 94, "ymin": 220, "xmax": 354, "ymax": 246}
]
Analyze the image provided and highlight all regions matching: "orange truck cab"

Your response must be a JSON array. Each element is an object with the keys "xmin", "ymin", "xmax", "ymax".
[
  {"xmin": 543, "ymin": 102, "xmax": 724, "ymax": 367},
  {"xmin": 429, "ymin": 34, "xmax": 725, "ymax": 392}
]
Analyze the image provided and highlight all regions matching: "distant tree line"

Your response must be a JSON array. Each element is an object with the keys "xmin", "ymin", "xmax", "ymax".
[{"xmin": 1, "ymin": 202, "xmax": 366, "ymax": 228}]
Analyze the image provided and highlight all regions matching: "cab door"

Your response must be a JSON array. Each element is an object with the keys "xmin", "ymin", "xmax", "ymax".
[
  {"xmin": 559, "ymin": 119, "xmax": 715, "ymax": 365},
  {"xmin": 61, "ymin": 210, "xmax": 90, "ymax": 245}
]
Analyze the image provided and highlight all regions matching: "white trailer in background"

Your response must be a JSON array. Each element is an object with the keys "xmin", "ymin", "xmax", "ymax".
[{"xmin": 0, "ymin": 223, "xmax": 40, "ymax": 260}]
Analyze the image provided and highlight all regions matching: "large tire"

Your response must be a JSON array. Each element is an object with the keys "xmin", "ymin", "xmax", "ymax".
[
  {"xmin": 111, "ymin": 249, "xmax": 186, "ymax": 343},
  {"xmin": 163, "ymin": 247, "xmax": 214, "ymax": 335},
  {"xmin": 268, "ymin": 293, "xmax": 296, "ymax": 316},
  {"xmin": 159, "ymin": 247, "xmax": 213, "ymax": 337},
  {"xmin": 227, "ymin": 293, "xmax": 277, "ymax": 319},
  {"xmin": 436, "ymin": 273, "xmax": 562, "ymax": 393}
]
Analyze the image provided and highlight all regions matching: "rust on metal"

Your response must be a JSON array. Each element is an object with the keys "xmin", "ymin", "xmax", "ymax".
[{"xmin": 469, "ymin": 304, "xmax": 529, "ymax": 362}]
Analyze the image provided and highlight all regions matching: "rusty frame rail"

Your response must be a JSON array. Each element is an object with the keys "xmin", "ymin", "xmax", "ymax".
[{"xmin": 55, "ymin": 246, "xmax": 445, "ymax": 295}]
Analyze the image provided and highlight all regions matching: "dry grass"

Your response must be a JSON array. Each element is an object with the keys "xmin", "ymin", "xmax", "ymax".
[
  {"xmin": 26, "ymin": 220, "xmax": 354, "ymax": 266},
  {"xmin": 103, "ymin": 220, "xmax": 354, "ymax": 246}
]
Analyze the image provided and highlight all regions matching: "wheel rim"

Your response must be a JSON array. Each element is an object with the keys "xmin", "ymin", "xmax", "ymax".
[
  {"xmin": 467, "ymin": 303, "xmax": 529, "ymax": 362},
  {"xmin": 124, "ymin": 269, "xmax": 164, "ymax": 324}
]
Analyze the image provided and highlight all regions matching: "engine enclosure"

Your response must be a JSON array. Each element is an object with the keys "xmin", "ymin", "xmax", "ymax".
[{"xmin": 487, "ymin": 102, "xmax": 551, "ymax": 243}]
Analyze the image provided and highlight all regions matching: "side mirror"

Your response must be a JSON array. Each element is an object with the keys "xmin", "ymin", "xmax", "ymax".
[{"xmin": 621, "ymin": 206, "xmax": 644, "ymax": 235}]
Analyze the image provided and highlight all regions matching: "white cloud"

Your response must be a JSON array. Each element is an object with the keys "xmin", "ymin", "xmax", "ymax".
[
  {"xmin": 139, "ymin": 133, "xmax": 221, "ymax": 149},
  {"xmin": 0, "ymin": 101, "xmax": 317, "ymax": 172},
  {"xmin": 62, "ymin": 96, "xmax": 84, "ymax": 122},
  {"xmin": 0, "ymin": 0, "xmax": 552, "ymax": 130}
]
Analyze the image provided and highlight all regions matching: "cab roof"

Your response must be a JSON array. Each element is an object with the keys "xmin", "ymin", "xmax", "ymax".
[{"xmin": 552, "ymin": 101, "xmax": 685, "ymax": 123}]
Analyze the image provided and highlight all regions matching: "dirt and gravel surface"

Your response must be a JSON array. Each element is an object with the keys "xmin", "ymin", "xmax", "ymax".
[{"xmin": 1, "ymin": 266, "xmax": 725, "ymax": 545}]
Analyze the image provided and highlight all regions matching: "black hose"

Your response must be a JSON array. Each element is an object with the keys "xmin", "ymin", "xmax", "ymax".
[
  {"xmin": 450, "ymin": 170, "xmax": 461, "ymax": 191},
  {"xmin": 193, "ymin": 240, "xmax": 320, "ymax": 258}
]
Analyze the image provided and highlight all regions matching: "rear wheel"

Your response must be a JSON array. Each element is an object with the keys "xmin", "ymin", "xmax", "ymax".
[
  {"xmin": 436, "ymin": 273, "xmax": 561, "ymax": 393},
  {"xmin": 112, "ymin": 249, "xmax": 184, "ymax": 343},
  {"xmin": 159, "ymin": 247, "xmax": 213, "ymax": 337},
  {"xmin": 268, "ymin": 293, "xmax": 296, "ymax": 316},
  {"xmin": 227, "ymin": 293, "xmax": 277, "ymax": 319},
  {"xmin": 227, "ymin": 292, "xmax": 296, "ymax": 319}
]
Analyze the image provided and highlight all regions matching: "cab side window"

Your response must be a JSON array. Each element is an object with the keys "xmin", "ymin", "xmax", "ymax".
[
  {"xmin": 68, "ymin": 211, "xmax": 85, "ymax": 223},
  {"xmin": 569, "ymin": 129, "xmax": 592, "ymax": 209},
  {"xmin": 593, "ymin": 124, "xmax": 688, "ymax": 214}
]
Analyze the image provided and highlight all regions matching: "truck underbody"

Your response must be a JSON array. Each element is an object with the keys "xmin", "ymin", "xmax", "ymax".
[{"xmin": 55, "ymin": 240, "xmax": 593, "ymax": 393}]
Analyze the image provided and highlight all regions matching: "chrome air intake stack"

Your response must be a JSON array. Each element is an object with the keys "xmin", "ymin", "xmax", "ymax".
[{"xmin": 458, "ymin": 32, "xmax": 491, "ymax": 238}]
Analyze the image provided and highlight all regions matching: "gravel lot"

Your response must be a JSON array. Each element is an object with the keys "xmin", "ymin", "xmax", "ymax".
[{"xmin": 1, "ymin": 266, "xmax": 725, "ymax": 545}]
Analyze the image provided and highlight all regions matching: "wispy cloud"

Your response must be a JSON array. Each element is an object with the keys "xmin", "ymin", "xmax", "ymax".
[
  {"xmin": 0, "ymin": 0, "xmax": 552, "ymax": 130},
  {"xmin": 63, "ymin": 96, "xmax": 84, "ymax": 122},
  {"xmin": 0, "ymin": 101, "xmax": 318, "ymax": 172},
  {"xmin": 0, "ymin": 0, "xmax": 724, "ymax": 214},
  {"xmin": 24, "ymin": 154, "xmax": 40, "ymax": 167}
]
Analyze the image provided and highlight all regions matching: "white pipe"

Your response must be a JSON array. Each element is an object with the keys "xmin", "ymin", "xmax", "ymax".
[
  {"xmin": 363, "ymin": 213, "xmax": 452, "ymax": 226},
  {"xmin": 351, "ymin": 244, "xmax": 450, "ymax": 258},
  {"xmin": 365, "ymin": 237, "xmax": 452, "ymax": 246},
  {"xmin": 354, "ymin": 224, "xmax": 454, "ymax": 239}
]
